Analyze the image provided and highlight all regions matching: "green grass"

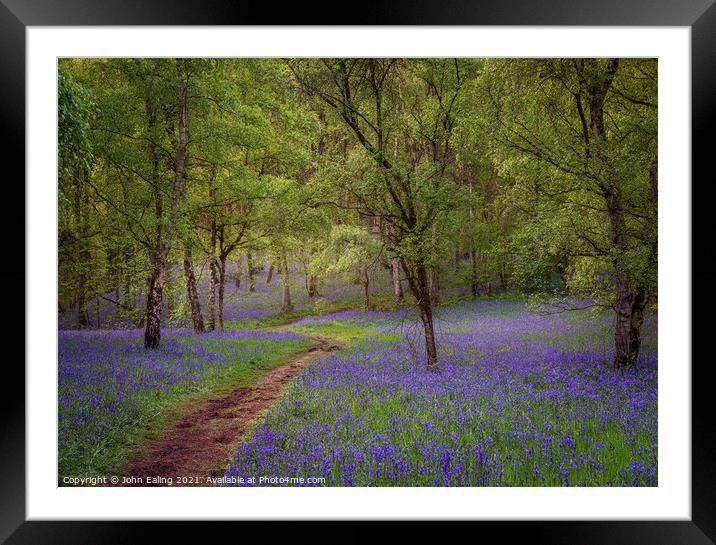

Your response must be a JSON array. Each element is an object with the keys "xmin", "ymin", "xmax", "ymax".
[
  {"xmin": 283, "ymin": 320, "xmax": 399, "ymax": 344},
  {"xmin": 225, "ymin": 293, "xmax": 405, "ymax": 331},
  {"xmin": 225, "ymin": 309, "xmax": 317, "ymax": 330}
]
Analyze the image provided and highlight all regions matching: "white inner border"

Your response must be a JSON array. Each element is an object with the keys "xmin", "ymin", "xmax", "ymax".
[{"xmin": 27, "ymin": 27, "xmax": 691, "ymax": 520}]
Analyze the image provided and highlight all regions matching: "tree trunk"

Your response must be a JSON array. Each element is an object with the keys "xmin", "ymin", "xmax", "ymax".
[
  {"xmin": 391, "ymin": 257, "xmax": 403, "ymax": 303},
  {"xmin": 418, "ymin": 298, "xmax": 439, "ymax": 369},
  {"xmin": 429, "ymin": 267, "xmax": 439, "ymax": 306},
  {"xmin": 650, "ymin": 157, "xmax": 658, "ymax": 204},
  {"xmin": 629, "ymin": 287, "xmax": 648, "ymax": 362},
  {"xmin": 428, "ymin": 223, "xmax": 439, "ymax": 306},
  {"xmin": 143, "ymin": 90, "xmax": 164, "ymax": 346},
  {"xmin": 75, "ymin": 182, "xmax": 91, "ymax": 328},
  {"xmin": 610, "ymin": 165, "xmax": 652, "ymax": 370},
  {"xmin": 207, "ymin": 265, "xmax": 217, "ymax": 332},
  {"xmin": 144, "ymin": 59, "xmax": 190, "ymax": 348},
  {"xmin": 402, "ymin": 258, "xmax": 439, "ymax": 369},
  {"xmin": 648, "ymin": 156, "xmax": 658, "ymax": 275},
  {"xmin": 307, "ymin": 273, "xmax": 320, "ymax": 297},
  {"xmin": 144, "ymin": 250, "xmax": 167, "ymax": 349},
  {"xmin": 207, "ymin": 191, "xmax": 219, "ymax": 329},
  {"xmin": 608, "ymin": 187, "xmax": 645, "ymax": 370},
  {"xmin": 584, "ymin": 58, "xmax": 648, "ymax": 370},
  {"xmin": 362, "ymin": 267, "xmax": 370, "ymax": 310},
  {"xmin": 166, "ymin": 270, "xmax": 174, "ymax": 319},
  {"xmin": 77, "ymin": 281, "xmax": 89, "ymax": 328},
  {"xmin": 305, "ymin": 250, "xmax": 319, "ymax": 296},
  {"xmin": 247, "ymin": 251, "xmax": 255, "ymax": 292},
  {"xmin": 207, "ymin": 260, "xmax": 218, "ymax": 330},
  {"xmin": 499, "ymin": 269, "xmax": 508, "ymax": 291},
  {"xmin": 469, "ymin": 249, "xmax": 479, "ymax": 299},
  {"xmin": 468, "ymin": 179, "xmax": 479, "ymax": 300},
  {"xmin": 218, "ymin": 256, "xmax": 226, "ymax": 329},
  {"xmin": 123, "ymin": 279, "xmax": 132, "ymax": 323},
  {"xmin": 120, "ymin": 246, "xmax": 132, "ymax": 322},
  {"xmin": 280, "ymin": 251, "xmax": 293, "ymax": 312},
  {"xmin": 183, "ymin": 246, "xmax": 204, "ymax": 332},
  {"xmin": 266, "ymin": 261, "xmax": 275, "ymax": 284},
  {"xmin": 613, "ymin": 272, "xmax": 643, "ymax": 369},
  {"xmin": 235, "ymin": 258, "xmax": 241, "ymax": 289}
]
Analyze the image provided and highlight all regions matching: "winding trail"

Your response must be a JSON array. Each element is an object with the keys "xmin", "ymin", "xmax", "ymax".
[{"xmin": 118, "ymin": 333, "xmax": 340, "ymax": 486}]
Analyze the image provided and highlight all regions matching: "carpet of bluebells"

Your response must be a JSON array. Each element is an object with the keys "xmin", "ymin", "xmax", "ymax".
[
  {"xmin": 224, "ymin": 300, "xmax": 658, "ymax": 487},
  {"xmin": 58, "ymin": 328, "xmax": 308, "ymax": 477},
  {"xmin": 58, "ymin": 259, "xmax": 657, "ymax": 487}
]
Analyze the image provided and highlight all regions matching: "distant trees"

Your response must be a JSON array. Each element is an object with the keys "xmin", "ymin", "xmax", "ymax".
[
  {"xmin": 187, "ymin": 59, "xmax": 315, "ymax": 328},
  {"xmin": 312, "ymin": 224, "xmax": 382, "ymax": 310}
]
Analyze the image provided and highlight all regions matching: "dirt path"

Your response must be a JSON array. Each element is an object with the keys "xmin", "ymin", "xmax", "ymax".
[{"xmin": 118, "ymin": 335, "xmax": 340, "ymax": 486}]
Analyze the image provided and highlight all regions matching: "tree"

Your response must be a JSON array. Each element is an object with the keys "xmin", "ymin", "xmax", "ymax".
[
  {"xmin": 143, "ymin": 59, "xmax": 192, "ymax": 348},
  {"xmin": 291, "ymin": 58, "xmax": 471, "ymax": 369},
  {"xmin": 58, "ymin": 67, "xmax": 96, "ymax": 327},
  {"xmin": 71, "ymin": 58, "xmax": 200, "ymax": 347},
  {"xmin": 312, "ymin": 224, "xmax": 382, "ymax": 310},
  {"xmin": 476, "ymin": 58, "xmax": 657, "ymax": 368}
]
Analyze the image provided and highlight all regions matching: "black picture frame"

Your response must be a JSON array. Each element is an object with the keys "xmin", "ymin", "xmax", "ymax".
[{"xmin": 3, "ymin": 1, "xmax": 713, "ymax": 543}]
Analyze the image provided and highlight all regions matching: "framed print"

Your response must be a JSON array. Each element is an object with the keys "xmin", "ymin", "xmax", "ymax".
[{"xmin": 3, "ymin": 0, "xmax": 714, "ymax": 543}]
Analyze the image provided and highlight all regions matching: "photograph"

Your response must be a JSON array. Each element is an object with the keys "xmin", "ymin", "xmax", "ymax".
[{"xmin": 57, "ymin": 57, "xmax": 658, "ymax": 488}]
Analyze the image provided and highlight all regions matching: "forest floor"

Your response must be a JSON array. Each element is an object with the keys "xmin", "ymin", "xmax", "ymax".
[
  {"xmin": 118, "ymin": 333, "xmax": 341, "ymax": 486},
  {"xmin": 59, "ymin": 293, "xmax": 658, "ymax": 487}
]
